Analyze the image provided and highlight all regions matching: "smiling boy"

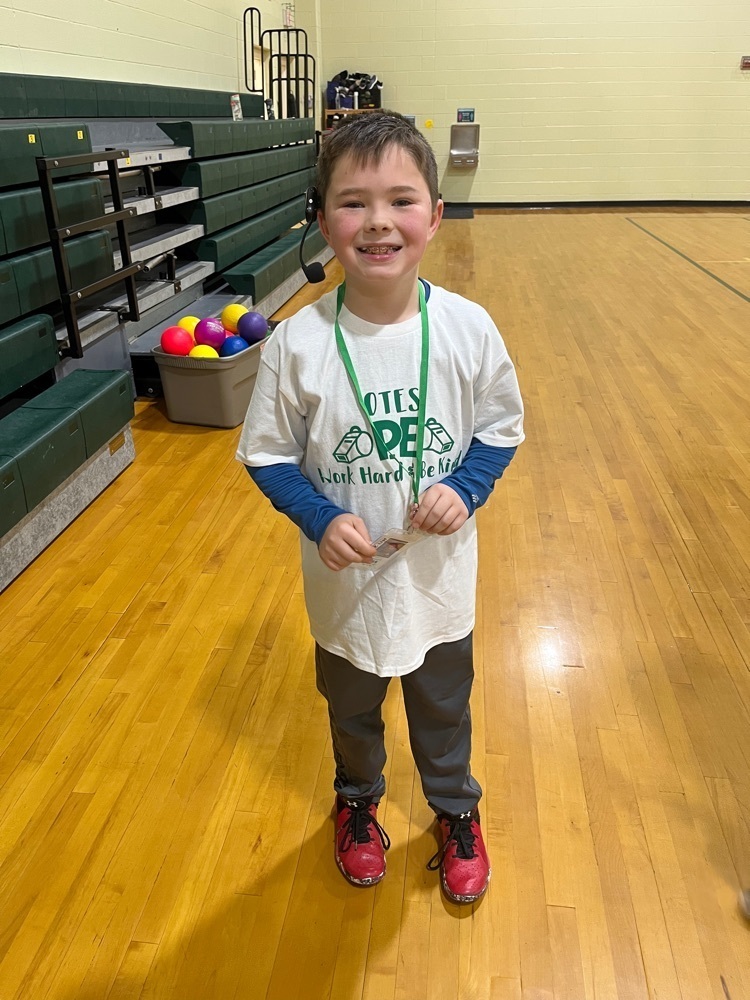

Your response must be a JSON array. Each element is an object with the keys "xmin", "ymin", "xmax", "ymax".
[{"xmin": 236, "ymin": 111, "xmax": 524, "ymax": 904}]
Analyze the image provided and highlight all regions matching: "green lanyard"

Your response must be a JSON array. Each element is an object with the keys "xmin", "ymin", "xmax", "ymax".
[{"xmin": 334, "ymin": 281, "xmax": 429, "ymax": 512}]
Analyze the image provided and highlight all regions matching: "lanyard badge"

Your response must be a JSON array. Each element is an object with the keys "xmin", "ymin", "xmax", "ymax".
[{"xmin": 334, "ymin": 281, "xmax": 430, "ymax": 524}]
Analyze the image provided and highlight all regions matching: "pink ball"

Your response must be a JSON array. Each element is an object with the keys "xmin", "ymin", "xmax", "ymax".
[
  {"xmin": 194, "ymin": 317, "xmax": 227, "ymax": 350},
  {"xmin": 160, "ymin": 325, "xmax": 194, "ymax": 356}
]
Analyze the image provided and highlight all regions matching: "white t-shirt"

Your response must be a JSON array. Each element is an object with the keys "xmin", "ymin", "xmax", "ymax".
[{"xmin": 236, "ymin": 283, "xmax": 524, "ymax": 676}]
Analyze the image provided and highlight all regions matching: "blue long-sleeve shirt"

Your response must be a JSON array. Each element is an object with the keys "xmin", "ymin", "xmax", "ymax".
[{"xmin": 246, "ymin": 438, "xmax": 517, "ymax": 545}]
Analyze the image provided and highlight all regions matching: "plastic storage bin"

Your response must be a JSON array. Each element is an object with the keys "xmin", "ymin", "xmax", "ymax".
[{"xmin": 152, "ymin": 341, "xmax": 264, "ymax": 428}]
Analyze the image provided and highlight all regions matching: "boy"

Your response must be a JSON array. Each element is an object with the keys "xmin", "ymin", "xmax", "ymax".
[{"xmin": 236, "ymin": 111, "xmax": 524, "ymax": 904}]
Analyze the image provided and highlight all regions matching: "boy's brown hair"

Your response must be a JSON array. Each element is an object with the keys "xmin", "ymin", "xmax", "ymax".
[{"xmin": 316, "ymin": 110, "xmax": 440, "ymax": 211}]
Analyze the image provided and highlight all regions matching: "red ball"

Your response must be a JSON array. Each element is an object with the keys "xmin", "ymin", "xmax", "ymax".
[{"xmin": 160, "ymin": 325, "xmax": 194, "ymax": 356}]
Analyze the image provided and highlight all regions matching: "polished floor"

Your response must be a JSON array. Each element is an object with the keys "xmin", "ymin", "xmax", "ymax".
[{"xmin": 1, "ymin": 210, "xmax": 749, "ymax": 999}]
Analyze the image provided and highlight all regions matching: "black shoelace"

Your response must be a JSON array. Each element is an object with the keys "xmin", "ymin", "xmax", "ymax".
[
  {"xmin": 426, "ymin": 811, "xmax": 477, "ymax": 871},
  {"xmin": 338, "ymin": 799, "xmax": 391, "ymax": 854}
]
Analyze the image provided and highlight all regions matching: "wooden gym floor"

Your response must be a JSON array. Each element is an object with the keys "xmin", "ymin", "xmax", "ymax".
[{"xmin": 0, "ymin": 209, "xmax": 749, "ymax": 1000}]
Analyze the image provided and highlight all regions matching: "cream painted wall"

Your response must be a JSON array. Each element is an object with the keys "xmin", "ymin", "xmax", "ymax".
[
  {"xmin": 295, "ymin": 0, "xmax": 323, "ymax": 93},
  {"xmin": 2, "ymin": 1, "xmax": 747, "ymax": 201},
  {"xmin": 0, "ymin": 0, "xmax": 286, "ymax": 93},
  {"xmin": 317, "ymin": 0, "xmax": 750, "ymax": 202}
]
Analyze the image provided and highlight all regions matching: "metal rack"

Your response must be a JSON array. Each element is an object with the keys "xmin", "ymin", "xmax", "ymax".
[
  {"xmin": 37, "ymin": 149, "xmax": 142, "ymax": 360},
  {"xmin": 243, "ymin": 7, "xmax": 316, "ymax": 122}
]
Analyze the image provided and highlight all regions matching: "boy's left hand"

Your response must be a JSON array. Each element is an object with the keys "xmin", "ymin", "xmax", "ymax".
[{"xmin": 410, "ymin": 483, "xmax": 469, "ymax": 535}]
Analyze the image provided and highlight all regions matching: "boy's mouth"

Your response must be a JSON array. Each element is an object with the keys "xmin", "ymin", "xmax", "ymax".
[{"xmin": 358, "ymin": 245, "xmax": 401, "ymax": 255}]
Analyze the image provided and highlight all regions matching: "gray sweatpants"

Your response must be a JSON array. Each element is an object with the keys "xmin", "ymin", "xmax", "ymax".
[{"xmin": 315, "ymin": 633, "xmax": 482, "ymax": 817}]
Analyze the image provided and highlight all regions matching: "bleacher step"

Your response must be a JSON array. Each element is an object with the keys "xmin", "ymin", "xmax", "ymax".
[
  {"xmin": 105, "ymin": 186, "xmax": 200, "ymax": 217},
  {"xmin": 91, "ymin": 145, "xmax": 191, "ymax": 172},
  {"xmin": 112, "ymin": 222, "xmax": 204, "ymax": 266},
  {"xmin": 54, "ymin": 260, "xmax": 214, "ymax": 352}
]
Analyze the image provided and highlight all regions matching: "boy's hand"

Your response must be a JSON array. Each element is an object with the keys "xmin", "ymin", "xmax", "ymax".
[
  {"xmin": 319, "ymin": 514, "xmax": 377, "ymax": 571},
  {"xmin": 411, "ymin": 483, "xmax": 469, "ymax": 536}
]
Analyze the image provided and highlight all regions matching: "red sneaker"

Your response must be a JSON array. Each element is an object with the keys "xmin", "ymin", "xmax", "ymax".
[
  {"xmin": 334, "ymin": 796, "xmax": 391, "ymax": 887},
  {"xmin": 427, "ymin": 808, "xmax": 491, "ymax": 904}
]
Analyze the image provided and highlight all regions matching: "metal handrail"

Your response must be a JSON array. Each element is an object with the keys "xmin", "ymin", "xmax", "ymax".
[
  {"xmin": 243, "ymin": 7, "xmax": 316, "ymax": 122},
  {"xmin": 243, "ymin": 7, "xmax": 265, "ymax": 98},
  {"xmin": 37, "ymin": 149, "xmax": 143, "ymax": 360}
]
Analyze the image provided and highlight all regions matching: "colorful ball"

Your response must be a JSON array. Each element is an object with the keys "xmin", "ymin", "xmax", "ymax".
[
  {"xmin": 237, "ymin": 310, "xmax": 269, "ymax": 345},
  {"xmin": 221, "ymin": 303, "xmax": 249, "ymax": 334},
  {"xmin": 219, "ymin": 335, "xmax": 251, "ymax": 357},
  {"xmin": 194, "ymin": 317, "xmax": 227, "ymax": 350},
  {"xmin": 189, "ymin": 344, "xmax": 219, "ymax": 358},
  {"xmin": 177, "ymin": 315, "xmax": 200, "ymax": 337},
  {"xmin": 160, "ymin": 325, "xmax": 194, "ymax": 356}
]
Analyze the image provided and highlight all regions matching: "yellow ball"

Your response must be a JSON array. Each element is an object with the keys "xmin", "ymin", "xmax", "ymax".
[
  {"xmin": 177, "ymin": 315, "xmax": 200, "ymax": 337},
  {"xmin": 189, "ymin": 344, "xmax": 219, "ymax": 358},
  {"xmin": 221, "ymin": 303, "xmax": 249, "ymax": 334}
]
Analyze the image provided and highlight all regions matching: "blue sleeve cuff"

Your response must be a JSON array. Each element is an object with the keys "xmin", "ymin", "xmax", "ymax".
[
  {"xmin": 441, "ymin": 440, "xmax": 517, "ymax": 516},
  {"xmin": 245, "ymin": 463, "xmax": 346, "ymax": 545}
]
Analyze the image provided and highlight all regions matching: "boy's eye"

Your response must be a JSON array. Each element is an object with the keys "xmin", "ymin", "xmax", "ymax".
[
  {"xmin": 342, "ymin": 201, "xmax": 363, "ymax": 209},
  {"xmin": 394, "ymin": 199, "xmax": 413, "ymax": 207}
]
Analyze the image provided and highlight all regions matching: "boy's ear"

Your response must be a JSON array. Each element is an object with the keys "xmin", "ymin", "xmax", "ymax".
[
  {"xmin": 428, "ymin": 198, "xmax": 444, "ymax": 240},
  {"xmin": 318, "ymin": 208, "xmax": 331, "ymax": 245}
]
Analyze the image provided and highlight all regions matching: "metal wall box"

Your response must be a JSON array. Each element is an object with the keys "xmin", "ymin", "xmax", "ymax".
[{"xmin": 449, "ymin": 123, "xmax": 480, "ymax": 168}]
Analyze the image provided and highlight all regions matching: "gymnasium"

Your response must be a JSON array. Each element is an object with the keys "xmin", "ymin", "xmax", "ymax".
[{"xmin": 0, "ymin": 1, "xmax": 748, "ymax": 997}]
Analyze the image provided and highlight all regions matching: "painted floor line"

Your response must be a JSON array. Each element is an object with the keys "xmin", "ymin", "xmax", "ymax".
[{"xmin": 627, "ymin": 218, "xmax": 750, "ymax": 304}]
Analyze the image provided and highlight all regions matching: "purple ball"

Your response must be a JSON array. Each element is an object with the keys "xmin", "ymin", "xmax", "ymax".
[
  {"xmin": 237, "ymin": 311, "xmax": 268, "ymax": 345},
  {"xmin": 194, "ymin": 317, "xmax": 227, "ymax": 350},
  {"xmin": 219, "ymin": 335, "xmax": 250, "ymax": 357}
]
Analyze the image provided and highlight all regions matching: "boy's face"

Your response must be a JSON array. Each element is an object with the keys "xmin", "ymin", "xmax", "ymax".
[{"xmin": 318, "ymin": 145, "xmax": 443, "ymax": 291}]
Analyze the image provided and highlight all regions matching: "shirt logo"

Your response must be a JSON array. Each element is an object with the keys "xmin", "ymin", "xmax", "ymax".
[{"xmin": 332, "ymin": 418, "xmax": 454, "ymax": 466}]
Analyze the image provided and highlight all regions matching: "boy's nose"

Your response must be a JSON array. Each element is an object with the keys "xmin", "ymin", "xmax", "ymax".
[{"xmin": 364, "ymin": 206, "xmax": 393, "ymax": 231}]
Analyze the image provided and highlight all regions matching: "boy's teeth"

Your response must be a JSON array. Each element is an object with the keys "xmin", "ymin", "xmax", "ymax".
[{"xmin": 361, "ymin": 246, "xmax": 396, "ymax": 253}]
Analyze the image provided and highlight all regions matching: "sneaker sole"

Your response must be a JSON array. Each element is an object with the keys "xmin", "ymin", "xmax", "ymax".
[
  {"xmin": 335, "ymin": 853, "xmax": 386, "ymax": 887},
  {"xmin": 440, "ymin": 867, "xmax": 491, "ymax": 905}
]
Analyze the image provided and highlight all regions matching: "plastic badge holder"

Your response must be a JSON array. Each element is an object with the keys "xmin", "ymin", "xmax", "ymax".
[{"xmin": 370, "ymin": 528, "xmax": 428, "ymax": 564}]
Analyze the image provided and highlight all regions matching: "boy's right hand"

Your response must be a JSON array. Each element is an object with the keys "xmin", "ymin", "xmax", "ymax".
[{"xmin": 319, "ymin": 514, "xmax": 377, "ymax": 571}]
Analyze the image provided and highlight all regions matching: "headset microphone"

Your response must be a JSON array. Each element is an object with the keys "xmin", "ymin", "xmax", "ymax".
[{"xmin": 299, "ymin": 187, "xmax": 326, "ymax": 284}]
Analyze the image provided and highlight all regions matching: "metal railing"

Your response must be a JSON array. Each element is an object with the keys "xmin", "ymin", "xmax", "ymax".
[
  {"xmin": 37, "ymin": 149, "xmax": 142, "ymax": 360},
  {"xmin": 243, "ymin": 7, "xmax": 316, "ymax": 122}
]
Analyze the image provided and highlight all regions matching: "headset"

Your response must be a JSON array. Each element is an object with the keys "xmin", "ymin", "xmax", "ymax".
[{"xmin": 299, "ymin": 186, "xmax": 326, "ymax": 283}]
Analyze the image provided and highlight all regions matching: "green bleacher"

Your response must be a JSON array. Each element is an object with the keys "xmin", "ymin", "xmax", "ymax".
[
  {"xmin": 5, "ymin": 230, "xmax": 114, "ymax": 326},
  {"xmin": 0, "ymin": 179, "xmax": 104, "ymax": 255},
  {"xmin": 0, "ymin": 370, "xmax": 134, "ymax": 535},
  {"xmin": 0, "ymin": 72, "xmax": 263, "ymax": 120},
  {"xmin": 0, "ymin": 67, "xmax": 321, "ymax": 575},
  {"xmin": 195, "ymin": 198, "xmax": 308, "ymax": 271},
  {"xmin": 163, "ymin": 144, "xmax": 316, "ymax": 198},
  {"xmin": 0, "ymin": 314, "xmax": 58, "ymax": 401},
  {"xmin": 177, "ymin": 167, "xmax": 315, "ymax": 234},
  {"xmin": 223, "ymin": 224, "xmax": 327, "ymax": 303},
  {"xmin": 0, "ymin": 123, "xmax": 93, "ymax": 188},
  {"xmin": 158, "ymin": 118, "xmax": 314, "ymax": 158}
]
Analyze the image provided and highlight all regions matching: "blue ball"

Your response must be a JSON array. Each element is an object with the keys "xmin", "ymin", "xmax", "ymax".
[{"xmin": 219, "ymin": 335, "xmax": 251, "ymax": 357}]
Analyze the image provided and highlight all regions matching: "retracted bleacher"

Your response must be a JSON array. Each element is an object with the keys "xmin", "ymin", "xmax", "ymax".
[
  {"xmin": 0, "ymin": 71, "xmax": 330, "ymax": 591},
  {"xmin": 0, "ymin": 118, "xmax": 132, "ymax": 593}
]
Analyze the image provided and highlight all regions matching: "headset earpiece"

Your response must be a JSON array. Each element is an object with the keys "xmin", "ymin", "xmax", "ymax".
[
  {"xmin": 305, "ymin": 186, "xmax": 321, "ymax": 225},
  {"xmin": 299, "ymin": 187, "xmax": 325, "ymax": 283}
]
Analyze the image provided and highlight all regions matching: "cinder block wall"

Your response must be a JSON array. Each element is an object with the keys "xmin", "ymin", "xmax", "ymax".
[
  {"xmin": 316, "ymin": 0, "xmax": 750, "ymax": 202},
  {"xmin": 0, "ymin": 0, "xmax": 286, "ymax": 92},
  {"xmin": 3, "ymin": 0, "xmax": 747, "ymax": 202}
]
